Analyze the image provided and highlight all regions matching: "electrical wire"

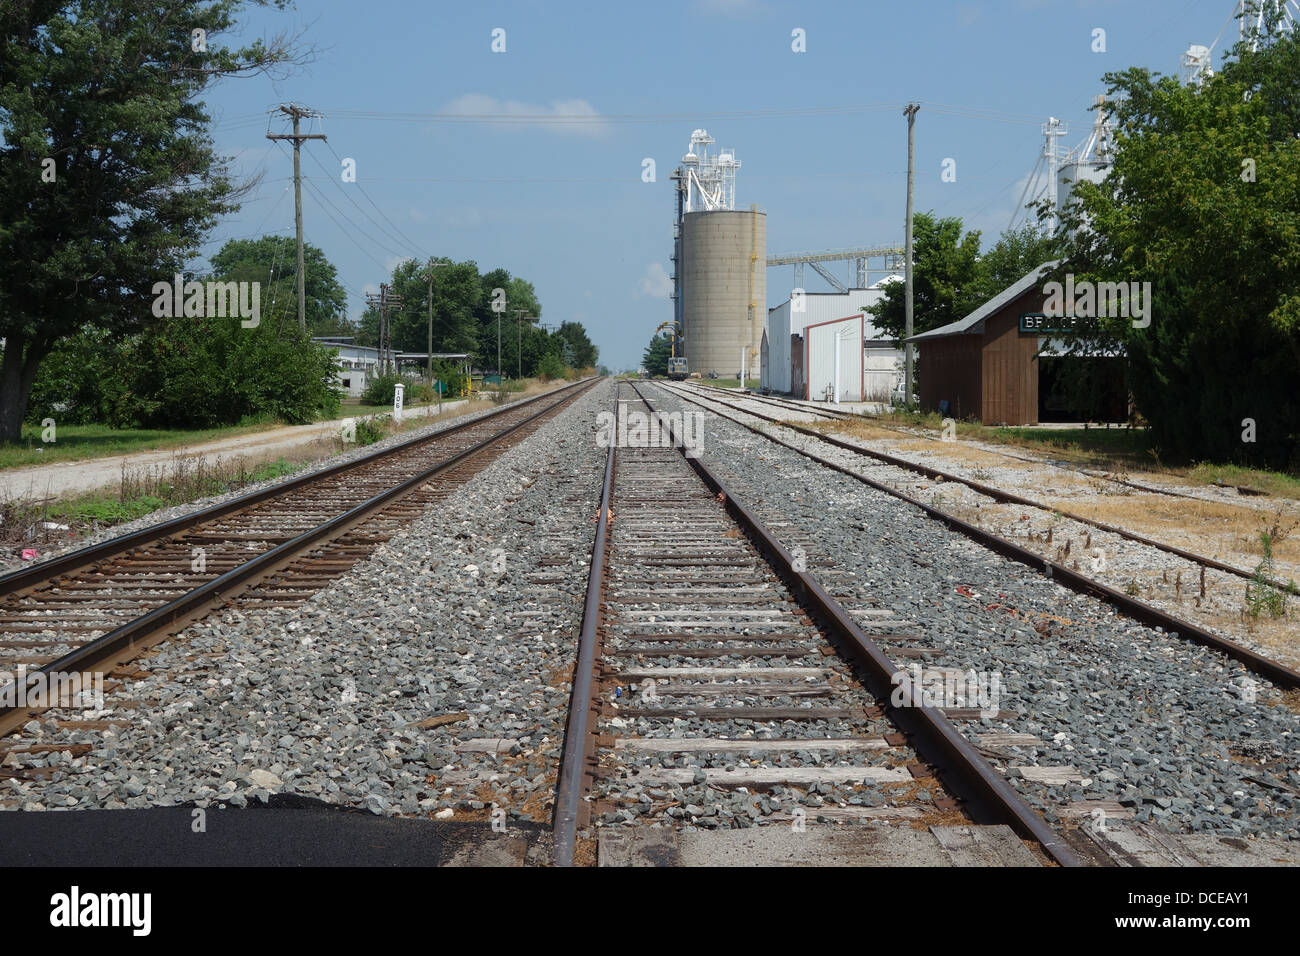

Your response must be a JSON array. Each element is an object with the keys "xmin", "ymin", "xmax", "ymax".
[
  {"xmin": 322, "ymin": 138, "xmax": 427, "ymax": 258},
  {"xmin": 298, "ymin": 174, "xmax": 392, "ymax": 272},
  {"xmin": 302, "ymin": 143, "xmax": 425, "ymax": 259}
]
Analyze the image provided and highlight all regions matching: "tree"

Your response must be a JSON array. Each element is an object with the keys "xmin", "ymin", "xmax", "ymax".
[
  {"xmin": 868, "ymin": 213, "xmax": 983, "ymax": 341},
  {"xmin": 0, "ymin": 0, "xmax": 298, "ymax": 441},
  {"xmin": 130, "ymin": 308, "xmax": 339, "ymax": 428},
  {"xmin": 475, "ymin": 267, "xmax": 512, "ymax": 371},
  {"xmin": 642, "ymin": 332, "xmax": 672, "ymax": 376},
  {"xmin": 209, "ymin": 236, "xmax": 346, "ymax": 336},
  {"xmin": 967, "ymin": 225, "xmax": 1060, "ymax": 306},
  {"xmin": 382, "ymin": 257, "xmax": 481, "ymax": 356},
  {"xmin": 1060, "ymin": 30, "xmax": 1300, "ymax": 466},
  {"xmin": 556, "ymin": 321, "xmax": 598, "ymax": 369}
]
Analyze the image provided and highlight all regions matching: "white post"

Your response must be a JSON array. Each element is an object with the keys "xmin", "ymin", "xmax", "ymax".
[
  {"xmin": 393, "ymin": 383, "xmax": 405, "ymax": 422},
  {"xmin": 739, "ymin": 349, "xmax": 746, "ymax": 390},
  {"xmin": 833, "ymin": 334, "xmax": 841, "ymax": 404}
]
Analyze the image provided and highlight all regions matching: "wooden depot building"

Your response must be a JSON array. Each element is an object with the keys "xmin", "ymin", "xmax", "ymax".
[{"xmin": 903, "ymin": 260, "xmax": 1124, "ymax": 426}]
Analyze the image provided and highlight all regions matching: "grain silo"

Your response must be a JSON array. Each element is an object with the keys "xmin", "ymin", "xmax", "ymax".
[{"xmin": 674, "ymin": 130, "xmax": 766, "ymax": 378}]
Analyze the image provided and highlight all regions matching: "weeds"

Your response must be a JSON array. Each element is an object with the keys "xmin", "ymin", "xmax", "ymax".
[
  {"xmin": 1245, "ymin": 532, "xmax": 1291, "ymax": 619},
  {"xmin": 0, "ymin": 456, "xmax": 306, "ymax": 555}
]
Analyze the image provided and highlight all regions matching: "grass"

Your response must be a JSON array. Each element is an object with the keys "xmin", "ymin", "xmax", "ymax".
[
  {"xmin": 1187, "ymin": 463, "xmax": 1300, "ymax": 500},
  {"xmin": 863, "ymin": 411, "xmax": 1300, "ymax": 500},
  {"xmin": 1, "ymin": 457, "xmax": 308, "ymax": 553},
  {"xmin": 0, "ymin": 420, "xmax": 277, "ymax": 470},
  {"xmin": 699, "ymin": 377, "xmax": 760, "ymax": 389}
]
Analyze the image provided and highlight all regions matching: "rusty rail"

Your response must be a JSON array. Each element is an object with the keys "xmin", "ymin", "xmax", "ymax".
[
  {"xmin": 632, "ymin": 383, "xmax": 1082, "ymax": 867},
  {"xmin": 660, "ymin": 383, "xmax": 1300, "ymax": 690},
  {"xmin": 552, "ymin": 391, "xmax": 617, "ymax": 866},
  {"xmin": 0, "ymin": 381, "xmax": 596, "ymax": 732}
]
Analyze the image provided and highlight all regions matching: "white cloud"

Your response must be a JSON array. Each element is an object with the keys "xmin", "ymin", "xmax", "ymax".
[
  {"xmin": 638, "ymin": 263, "xmax": 673, "ymax": 299},
  {"xmin": 441, "ymin": 94, "xmax": 608, "ymax": 138}
]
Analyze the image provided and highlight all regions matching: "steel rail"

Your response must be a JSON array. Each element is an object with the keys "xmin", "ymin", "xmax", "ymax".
[
  {"xmin": 686, "ymin": 380, "xmax": 1213, "ymax": 503},
  {"xmin": 658, "ymin": 383, "xmax": 1300, "ymax": 690},
  {"xmin": 0, "ymin": 378, "xmax": 593, "ymax": 599},
  {"xmin": 0, "ymin": 381, "xmax": 595, "ymax": 730},
  {"xmin": 552, "ymin": 391, "xmax": 617, "ymax": 867},
  {"xmin": 631, "ymin": 383, "xmax": 1081, "ymax": 867}
]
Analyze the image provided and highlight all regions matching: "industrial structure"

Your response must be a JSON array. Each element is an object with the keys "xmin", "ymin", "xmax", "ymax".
[
  {"xmin": 671, "ymin": 130, "xmax": 766, "ymax": 378},
  {"xmin": 767, "ymin": 247, "xmax": 904, "ymax": 292},
  {"xmin": 1182, "ymin": 0, "xmax": 1299, "ymax": 84},
  {"xmin": 761, "ymin": 286, "xmax": 901, "ymax": 401}
]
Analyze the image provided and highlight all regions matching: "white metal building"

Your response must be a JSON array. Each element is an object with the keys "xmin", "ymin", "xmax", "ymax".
[
  {"xmin": 314, "ymin": 337, "xmax": 381, "ymax": 398},
  {"xmin": 805, "ymin": 314, "xmax": 865, "ymax": 403},
  {"xmin": 761, "ymin": 287, "xmax": 902, "ymax": 399}
]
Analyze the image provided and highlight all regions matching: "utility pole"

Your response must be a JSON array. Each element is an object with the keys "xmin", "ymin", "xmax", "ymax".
[
  {"xmin": 366, "ymin": 283, "xmax": 404, "ymax": 374},
  {"xmin": 903, "ymin": 102, "xmax": 919, "ymax": 408},
  {"xmin": 425, "ymin": 259, "xmax": 448, "ymax": 387},
  {"xmin": 266, "ymin": 104, "xmax": 326, "ymax": 332}
]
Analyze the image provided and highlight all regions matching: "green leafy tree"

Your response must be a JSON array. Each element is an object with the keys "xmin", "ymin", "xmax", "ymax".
[
  {"xmin": 209, "ymin": 236, "xmax": 346, "ymax": 336},
  {"xmin": 868, "ymin": 213, "xmax": 983, "ymax": 341},
  {"xmin": 967, "ymin": 225, "xmax": 1060, "ymax": 305},
  {"xmin": 1060, "ymin": 29, "xmax": 1300, "ymax": 466},
  {"xmin": 556, "ymin": 320, "xmax": 598, "ymax": 369},
  {"xmin": 131, "ymin": 311, "xmax": 339, "ymax": 427},
  {"xmin": 475, "ymin": 267, "xmax": 512, "ymax": 371},
  {"xmin": 0, "ymin": 0, "xmax": 298, "ymax": 441},
  {"xmin": 642, "ymin": 332, "xmax": 672, "ymax": 376}
]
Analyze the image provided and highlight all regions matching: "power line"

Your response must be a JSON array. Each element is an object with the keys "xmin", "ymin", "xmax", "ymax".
[
  {"xmin": 323, "ymin": 139, "xmax": 427, "ymax": 258},
  {"xmin": 299, "ymin": 174, "xmax": 416, "ymax": 262},
  {"xmin": 302, "ymin": 146, "xmax": 424, "ymax": 259},
  {"xmin": 321, "ymin": 102, "xmax": 906, "ymax": 126},
  {"xmin": 298, "ymin": 174, "xmax": 391, "ymax": 272}
]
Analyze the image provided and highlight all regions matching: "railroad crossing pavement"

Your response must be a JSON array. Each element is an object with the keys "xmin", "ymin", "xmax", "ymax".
[
  {"xmin": 601, "ymin": 824, "xmax": 1300, "ymax": 866},
  {"xmin": 0, "ymin": 398, "xmax": 478, "ymax": 502},
  {"xmin": 7, "ymin": 802, "xmax": 1298, "ymax": 865},
  {"xmin": 0, "ymin": 800, "xmax": 555, "ymax": 867}
]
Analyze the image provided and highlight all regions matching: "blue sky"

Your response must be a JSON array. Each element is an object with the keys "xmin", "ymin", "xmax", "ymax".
[{"xmin": 200, "ymin": 0, "xmax": 1240, "ymax": 370}]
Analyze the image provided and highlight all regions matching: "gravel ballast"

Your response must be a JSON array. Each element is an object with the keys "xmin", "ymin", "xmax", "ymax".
[
  {"xmin": 3, "ymin": 380, "xmax": 613, "ymax": 821},
  {"xmin": 643, "ymin": 383, "xmax": 1300, "ymax": 841}
]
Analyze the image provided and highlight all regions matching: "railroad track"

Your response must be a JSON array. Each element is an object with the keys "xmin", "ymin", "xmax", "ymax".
[
  {"xmin": 681, "ymin": 380, "xmax": 1218, "ymax": 503},
  {"xmin": 655, "ymin": 381, "xmax": 1300, "ymax": 689},
  {"xmin": 0, "ymin": 379, "xmax": 595, "ymax": 740},
  {"xmin": 674, "ymin": 382, "xmax": 1293, "ymax": 588},
  {"xmin": 553, "ymin": 383, "xmax": 1078, "ymax": 867}
]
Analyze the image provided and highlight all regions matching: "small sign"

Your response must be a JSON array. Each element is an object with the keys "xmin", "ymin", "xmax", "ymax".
[
  {"xmin": 393, "ymin": 383, "xmax": 404, "ymax": 422},
  {"xmin": 1019, "ymin": 313, "xmax": 1095, "ymax": 334}
]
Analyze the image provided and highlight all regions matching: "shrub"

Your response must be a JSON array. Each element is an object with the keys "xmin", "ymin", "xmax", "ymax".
[
  {"xmin": 537, "ymin": 352, "xmax": 567, "ymax": 381},
  {"xmin": 361, "ymin": 373, "xmax": 420, "ymax": 406}
]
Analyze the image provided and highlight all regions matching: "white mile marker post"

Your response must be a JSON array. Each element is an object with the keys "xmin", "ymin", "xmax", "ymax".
[{"xmin": 393, "ymin": 383, "xmax": 405, "ymax": 423}]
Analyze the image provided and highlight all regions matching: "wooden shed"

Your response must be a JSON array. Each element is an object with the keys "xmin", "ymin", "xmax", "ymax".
[{"xmin": 905, "ymin": 262, "xmax": 1056, "ymax": 426}]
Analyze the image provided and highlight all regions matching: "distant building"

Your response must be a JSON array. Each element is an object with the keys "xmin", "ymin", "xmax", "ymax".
[
  {"xmin": 314, "ymin": 337, "xmax": 381, "ymax": 398},
  {"xmin": 761, "ymin": 287, "xmax": 902, "ymax": 401}
]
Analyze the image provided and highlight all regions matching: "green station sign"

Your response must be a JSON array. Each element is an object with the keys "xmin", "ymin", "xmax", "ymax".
[{"xmin": 1019, "ymin": 313, "xmax": 1095, "ymax": 334}]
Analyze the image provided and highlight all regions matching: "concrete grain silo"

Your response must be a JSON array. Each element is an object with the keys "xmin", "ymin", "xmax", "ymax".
[{"xmin": 673, "ymin": 130, "xmax": 766, "ymax": 379}]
